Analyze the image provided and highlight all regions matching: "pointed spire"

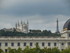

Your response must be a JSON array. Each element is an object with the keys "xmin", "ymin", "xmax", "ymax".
[
  {"xmin": 56, "ymin": 18, "xmax": 60, "ymax": 34},
  {"xmin": 27, "ymin": 20, "xmax": 29, "ymax": 25},
  {"xmin": 18, "ymin": 21, "xmax": 20, "ymax": 26},
  {"xmin": 27, "ymin": 20, "xmax": 29, "ymax": 33},
  {"xmin": 15, "ymin": 23, "xmax": 17, "ymax": 29},
  {"xmin": 21, "ymin": 20, "xmax": 23, "ymax": 25}
]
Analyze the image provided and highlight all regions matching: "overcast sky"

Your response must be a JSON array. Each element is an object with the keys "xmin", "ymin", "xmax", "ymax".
[{"xmin": 0, "ymin": 0, "xmax": 70, "ymax": 32}]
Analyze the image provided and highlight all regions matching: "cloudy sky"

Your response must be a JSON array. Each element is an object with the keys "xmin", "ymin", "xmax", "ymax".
[{"xmin": 0, "ymin": 0, "xmax": 70, "ymax": 32}]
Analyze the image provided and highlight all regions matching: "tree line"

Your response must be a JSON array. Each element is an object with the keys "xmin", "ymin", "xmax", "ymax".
[
  {"xmin": 0, "ymin": 29, "xmax": 60, "ymax": 37},
  {"xmin": 0, "ymin": 43, "xmax": 70, "ymax": 53}
]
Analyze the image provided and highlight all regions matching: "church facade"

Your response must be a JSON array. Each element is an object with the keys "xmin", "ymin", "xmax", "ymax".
[
  {"xmin": 15, "ymin": 21, "xmax": 29, "ymax": 33},
  {"xmin": 0, "ymin": 19, "xmax": 70, "ymax": 52},
  {"xmin": 1, "ymin": 21, "xmax": 29, "ymax": 33}
]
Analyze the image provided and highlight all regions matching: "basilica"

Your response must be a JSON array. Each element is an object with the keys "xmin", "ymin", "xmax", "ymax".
[
  {"xmin": 1, "ymin": 21, "xmax": 29, "ymax": 33},
  {"xmin": 0, "ymin": 19, "xmax": 70, "ymax": 52},
  {"xmin": 15, "ymin": 21, "xmax": 29, "ymax": 33}
]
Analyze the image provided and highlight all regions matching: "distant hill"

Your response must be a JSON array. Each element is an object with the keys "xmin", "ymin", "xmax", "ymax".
[{"xmin": 0, "ymin": 29, "xmax": 61, "ymax": 37}]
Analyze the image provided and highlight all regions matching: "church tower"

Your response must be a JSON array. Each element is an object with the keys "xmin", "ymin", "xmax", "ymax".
[
  {"xmin": 26, "ymin": 20, "xmax": 29, "ymax": 33},
  {"xmin": 56, "ymin": 18, "xmax": 60, "ymax": 34},
  {"xmin": 15, "ymin": 20, "xmax": 29, "ymax": 33}
]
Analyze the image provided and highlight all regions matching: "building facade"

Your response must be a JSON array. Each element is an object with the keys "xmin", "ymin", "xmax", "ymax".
[
  {"xmin": 0, "ymin": 19, "xmax": 70, "ymax": 52},
  {"xmin": 1, "ymin": 21, "xmax": 29, "ymax": 33},
  {"xmin": 15, "ymin": 21, "xmax": 29, "ymax": 33}
]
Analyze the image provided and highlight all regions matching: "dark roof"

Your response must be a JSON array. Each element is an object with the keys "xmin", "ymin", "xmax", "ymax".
[{"xmin": 63, "ymin": 19, "xmax": 70, "ymax": 30}]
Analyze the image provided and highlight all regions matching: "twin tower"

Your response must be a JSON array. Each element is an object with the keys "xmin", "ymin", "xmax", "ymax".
[{"xmin": 15, "ymin": 21, "xmax": 29, "ymax": 33}]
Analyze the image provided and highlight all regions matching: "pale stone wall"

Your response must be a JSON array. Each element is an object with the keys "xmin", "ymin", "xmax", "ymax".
[{"xmin": 0, "ymin": 37, "xmax": 70, "ymax": 51}]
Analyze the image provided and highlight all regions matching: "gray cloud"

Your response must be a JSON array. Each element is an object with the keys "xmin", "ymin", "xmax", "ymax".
[
  {"xmin": 0, "ymin": 0, "xmax": 70, "ymax": 16},
  {"xmin": 0, "ymin": 0, "xmax": 70, "ymax": 32}
]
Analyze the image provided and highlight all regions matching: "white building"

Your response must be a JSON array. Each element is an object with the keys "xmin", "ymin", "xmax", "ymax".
[
  {"xmin": 1, "ymin": 21, "xmax": 29, "ymax": 33},
  {"xmin": 15, "ymin": 21, "xmax": 29, "ymax": 33},
  {"xmin": 0, "ymin": 19, "xmax": 70, "ymax": 52}
]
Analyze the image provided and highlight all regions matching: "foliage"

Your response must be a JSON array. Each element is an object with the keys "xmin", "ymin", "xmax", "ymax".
[
  {"xmin": 0, "ymin": 30, "xmax": 60, "ymax": 37},
  {"xmin": 8, "ymin": 47, "xmax": 17, "ymax": 53},
  {"xmin": 1, "ymin": 46, "xmax": 70, "ymax": 53},
  {"xmin": 0, "ymin": 49, "xmax": 4, "ymax": 53},
  {"xmin": 61, "ymin": 48, "xmax": 70, "ymax": 53},
  {"xmin": 52, "ymin": 48, "xmax": 60, "ymax": 53}
]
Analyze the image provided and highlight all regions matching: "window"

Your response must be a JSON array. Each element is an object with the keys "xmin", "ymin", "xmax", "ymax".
[
  {"xmin": 68, "ymin": 42, "xmax": 70, "ymax": 45},
  {"xmin": 0, "ymin": 43, "xmax": 1, "ymax": 46},
  {"xmin": 42, "ymin": 42, "xmax": 45, "ymax": 46},
  {"xmin": 5, "ymin": 43, "xmax": 8, "ymax": 46},
  {"xmin": 11, "ymin": 43, "xmax": 14, "ymax": 46},
  {"xmin": 61, "ymin": 43, "xmax": 64, "ymax": 45},
  {"xmin": 5, "ymin": 49, "xmax": 7, "ymax": 52},
  {"xmin": 48, "ymin": 43, "xmax": 51, "ymax": 46},
  {"xmin": 17, "ymin": 43, "xmax": 20, "ymax": 46},
  {"xmin": 30, "ymin": 42, "xmax": 32, "ymax": 46},
  {"xmin": 54, "ymin": 43, "xmax": 57, "ymax": 46},
  {"xmin": 24, "ymin": 42, "xmax": 26, "ymax": 46},
  {"xmin": 69, "ymin": 34, "xmax": 70, "ymax": 37}
]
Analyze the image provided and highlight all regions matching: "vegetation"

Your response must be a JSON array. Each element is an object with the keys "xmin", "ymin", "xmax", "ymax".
[
  {"xmin": 0, "ymin": 29, "xmax": 60, "ymax": 37},
  {"xmin": 0, "ymin": 43, "xmax": 70, "ymax": 53}
]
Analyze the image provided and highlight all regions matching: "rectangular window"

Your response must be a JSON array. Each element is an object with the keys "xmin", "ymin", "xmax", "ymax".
[
  {"xmin": 11, "ymin": 43, "xmax": 14, "ymax": 46},
  {"xmin": 30, "ymin": 42, "xmax": 32, "ymax": 46},
  {"xmin": 62, "ymin": 49, "xmax": 64, "ymax": 51},
  {"xmin": 42, "ymin": 42, "xmax": 45, "ymax": 46},
  {"xmin": 17, "ymin": 43, "xmax": 20, "ymax": 46},
  {"xmin": 0, "ymin": 43, "xmax": 1, "ymax": 46},
  {"xmin": 5, "ymin": 43, "xmax": 8, "ymax": 46},
  {"xmin": 5, "ymin": 49, "xmax": 7, "ymax": 52},
  {"xmin": 24, "ymin": 42, "xmax": 26, "ymax": 46},
  {"xmin": 69, "ymin": 34, "xmax": 70, "ymax": 37},
  {"xmin": 68, "ymin": 42, "xmax": 70, "ymax": 45},
  {"xmin": 54, "ymin": 43, "xmax": 57, "ymax": 46},
  {"xmin": 48, "ymin": 43, "xmax": 51, "ymax": 46},
  {"xmin": 61, "ymin": 43, "xmax": 64, "ymax": 45}
]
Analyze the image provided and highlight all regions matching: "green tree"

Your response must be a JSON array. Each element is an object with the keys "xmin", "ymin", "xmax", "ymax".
[
  {"xmin": 52, "ymin": 48, "xmax": 60, "ymax": 53},
  {"xmin": 61, "ymin": 48, "xmax": 70, "ymax": 53},
  {"xmin": 23, "ymin": 46, "xmax": 31, "ymax": 53},
  {"xmin": 16, "ymin": 47, "xmax": 22, "ymax": 53},
  {"xmin": 0, "ymin": 49, "xmax": 3, "ymax": 53},
  {"xmin": 8, "ymin": 47, "xmax": 16, "ymax": 53},
  {"xmin": 34, "ymin": 43, "xmax": 41, "ymax": 53}
]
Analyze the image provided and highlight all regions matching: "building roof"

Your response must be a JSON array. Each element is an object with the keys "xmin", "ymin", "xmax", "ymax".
[{"xmin": 63, "ymin": 19, "xmax": 70, "ymax": 30}]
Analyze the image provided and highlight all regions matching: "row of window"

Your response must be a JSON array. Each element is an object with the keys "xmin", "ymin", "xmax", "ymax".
[
  {"xmin": 0, "ymin": 42, "xmax": 27, "ymax": 46},
  {"xmin": 0, "ymin": 42, "xmax": 65, "ymax": 47}
]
